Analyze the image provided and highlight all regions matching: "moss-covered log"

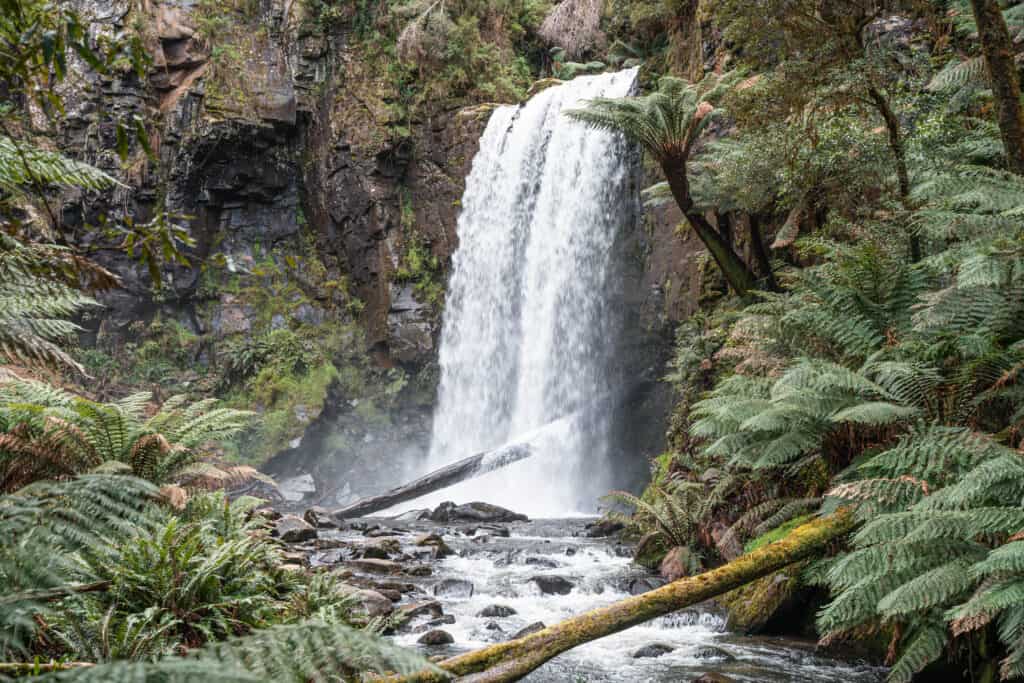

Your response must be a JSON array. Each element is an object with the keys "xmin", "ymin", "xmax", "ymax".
[{"xmin": 395, "ymin": 511, "xmax": 854, "ymax": 683}]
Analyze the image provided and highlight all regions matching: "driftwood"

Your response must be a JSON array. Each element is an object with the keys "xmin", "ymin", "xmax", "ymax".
[
  {"xmin": 331, "ymin": 442, "xmax": 533, "ymax": 519},
  {"xmin": 394, "ymin": 510, "xmax": 854, "ymax": 682}
]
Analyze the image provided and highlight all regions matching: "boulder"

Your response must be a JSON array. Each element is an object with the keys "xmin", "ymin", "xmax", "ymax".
[
  {"xmin": 511, "ymin": 622, "xmax": 546, "ymax": 638},
  {"xmin": 358, "ymin": 538, "xmax": 401, "ymax": 559},
  {"xmin": 417, "ymin": 629, "xmax": 454, "ymax": 646},
  {"xmin": 530, "ymin": 575, "xmax": 574, "ymax": 595},
  {"xmin": 477, "ymin": 604, "xmax": 517, "ymax": 618},
  {"xmin": 660, "ymin": 546, "xmax": 700, "ymax": 582},
  {"xmin": 398, "ymin": 601, "xmax": 444, "ymax": 620},
  {"xmin": 433, "ymin": 578, "xmax": 474, "ymax": 598},
  {"xmin": 692, "ymin": 646, "xmax": 734, "ymax": 662},
  {"xmin": 415, "ymin": 533, "xmax": 454, "ymax": 559},
  {"xmin": 344, "ymin": 558, "xmax": 403, "ymax": 575},
  {"xmin": 430, "ymin": 501, "xmax": 528, "ymax": 523},
  {"xmin": 632, "ymin": 643, "xmax": 675, "ymax": 658},
  {"xmin": 274, "ymin": 515, "xmax": 317, "ymax": 543},
  {"xmin": 585, "ymin": 519, "xmax": 625, "ymax": 537},
  {"xmin": 304, "ymin": 506, "xmax": 340, "ymax": 529},
  {"xmin": 346, "ymin": 588, "xmax": 393, "ymax": 618}
]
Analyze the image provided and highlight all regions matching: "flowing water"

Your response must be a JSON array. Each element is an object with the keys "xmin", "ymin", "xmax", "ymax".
[{"xmin": 415, "ymin": 68, "xmax": 640, "ymax": 516}]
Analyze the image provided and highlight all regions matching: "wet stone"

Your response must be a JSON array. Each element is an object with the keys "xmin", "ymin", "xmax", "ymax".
[
  {"xmin": 304, "ymin": 506, "xmax": 340, "ymax": 529},
  {"xmin": 274, "ymin": 515, "xmax": 317, "ymax": 543},
  {"xmin": 693, "ymin": 646, "xmax": 735, "ymax": 662},
  {"xmin": 530, "ymin": 575, "xmax": 574, "ymax": 595},
  {"xmin": 633, "ymin": 643, "xmax": 675, "ymax": 658},
  {"xmin": 417, "ymin": 629, "xmax": 454, "ymax": 646},
  {"xmin": 477, "ymin": 604, "xmax": 517, "ymax": 618},
  {"xmin": 433, "ymin": 578, "xmax": 474, "ymax": 598},
  {"xmin": 511, "ymin": 622, "xmax": 546, "ymax": 638}
]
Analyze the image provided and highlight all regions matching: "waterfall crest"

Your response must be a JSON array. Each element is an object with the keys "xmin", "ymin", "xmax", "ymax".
[{"xmin": 423, "ymin": 68, "xmax": 639, "ymax": 516}]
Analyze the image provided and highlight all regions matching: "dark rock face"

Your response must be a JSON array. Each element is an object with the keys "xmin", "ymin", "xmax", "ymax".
[
  {"xmin": 432, "ymin": 578, "xmax": 474, "ymax": 599},
  {"xmin": 530, "ymin": 575, "xmax": 574, "ymax": 595},
  {"xmin": 430, "ymin": 501, "xmax": 528, "ymax": 523},
  {"xmin": 632, "ymin": 643, "xmax": 675, "ymax": 659},
  {"xmin": 416, "ymin": 629, "xmax": 454, "ymax": 646},
  {"xmin": 511, "ymin": 622, "xmax": 546, "ymax": 638},
  {"xmin": 477, "ymin": 604, "xmax": 517, "ymax": 618},
  {"xmin": 274, "ymin": 515, "xmax": 317, "ymax": 543}
]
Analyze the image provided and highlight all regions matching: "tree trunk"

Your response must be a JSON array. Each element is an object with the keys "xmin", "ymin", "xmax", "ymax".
[
  {"xmin": 969, "ymin": 0, "xmax": 1024, "ymax": 175},
  {"xmin": 331, "ymin": 442, "xmax": 534, "ymax": 519},
  {"xmin": 661, "ymin": 157, "xmax": 759, "ymax": 296},
  {"xmin": 395, "ymin": 510, "xmax": 854, "ymax": 683},
  {"xmin": 748, "ymin": 213, "xmax": 778, "ymax": 291},
  {"xmin": 867, "ymin": 87, "xmax": 921, "ymax": 262}
]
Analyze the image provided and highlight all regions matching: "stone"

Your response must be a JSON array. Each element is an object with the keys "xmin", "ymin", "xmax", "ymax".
[
  {"xmin": 377, "ymin": 589, "xmax": 403, "ymax": 602},
  {"xmin": 430, "ymin": 501, "xmax": 528, "ymax": 524},
  {"xmin": 469, "ymin": 524, "xmax": 511, "ymax": 537},
  {"xmin": 622, "ymin": 576, "xmax": 666, "ymax": 595},
  {"xmin": 303, "ymin": 506, "xmax": 340, "ymax": 529},
  {"xmin": 660, "ymin": 546, "xmax": 699, "ymax": 582},
  {"xmin": 413, "ymin": 615, "xmax": 457, "ymax": 632},
  {"xmin": 417, "ymin": 629, "xmax": 454, "ymax": 646},
  {"xmin": 524, "ymin": 556, "xmax": 558, "ymax": 569},
  {"xmin": 347, "ymin": 588, "xmax": 393, "ymax": 618},
  {"xmin": 691, "ymin": 674, "xmax": 736, "ymax": 683},
  {"xmin": 414, "ymin": 533, "xmax": 454, "ymax": 558},
  {"xmin": 692, "ymin": 646, "xmax": 735, "ymax": 662},
  {"xmin": 392, "ymin": 508, "xmax": 431, "ymax": 522},
  {"xmin": 585, "ymin": 519, "xmax": 625, "ymax": 537},
  {"xmin": 358, "ymin": 538, "xmax": 401, "ymax": 559},
  {"xmin": 278, "ymin": 473, "xmax": 316, "ymax": 503},
  {"xmin": 344, "ymin": 558, "xmax": 402, "ymax": 575},
  {"xmin": 476, "ymin": 604, "xmax": 517, "ymax": 618},
  {"xmin": 406, "ymin": 565, "xmax": 433, "ymax": 577},
  {"xmin": 530, "ymin": 575, "xmax": 574, "ymax": 595},
  {"xmin": 432, "ymin": 578, "xmax": 474, "ymax": 598},
  {"xmin": 274, "ymin": 515, "xmax": 317, "ymax": 543},
  {"xmin": 484, "ymin": 621, "xmax": 503, "ymax": 631},
  {"xmin": 253, "ymin": 507, "xmax": 282, "ymax": 522},
  {"xmin": 632, "ymin": 643, "xmax": 675, "ymax": 658},
  {"xmin": 398, "ymin": 601, "xmax": 444, "ymax": 620},
  {"xmin": 511, "ymin": 622, "xmax": 545, "ymax": 638}
]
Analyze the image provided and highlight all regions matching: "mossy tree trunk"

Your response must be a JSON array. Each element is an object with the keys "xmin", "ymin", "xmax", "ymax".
[
  {"xmin": 661, "ymin": 156, "xmax": 761, "ymax": 296},
  {"xmin": 969, "ymin": 0, "xmax": 1024, "ymax": 175},
  {"xmin": 395, "ymin": 511, "xmax": 854, "ymax": 683}
]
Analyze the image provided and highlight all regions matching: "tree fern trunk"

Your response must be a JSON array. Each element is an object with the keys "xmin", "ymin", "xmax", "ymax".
[
  {"xmin": 969, "ymin": 0, "xmax": 1024, "ymax": 175},
  {"xmin": 661, "ymin": 157, "xmax": 759, "ymax": 296},
  {"xmin": 867, "ymin": 87, "xmax": 921, "ymax": 262},
  {"xmin": 395, "ymin": 511, "xmax": 854, "ymax": 683}
]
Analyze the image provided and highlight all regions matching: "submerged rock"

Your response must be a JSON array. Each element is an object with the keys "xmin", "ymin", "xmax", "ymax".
[
  {"xmin": 477, "ymin": 604, "xmax": 517, "ymax": 618},
  {"xmin": 530, "ymin": 575, "xmax": 573, "ymax": 595},
  {"xmin": 585, "ymin": 519, "xmax": 625, "ymax": 537},
  {"xmin": 417, "ymin": 629, "xmax": 454, "ymax": 646},
  {"xmin": 430, "ymin": 501, "xmax": 528, "ymax": 523},
  {"xmin": 274, "ymin": 515, "xmax": 317, "ymax": 543},
  {"xmin": 433, "ymin": 578, "xmax": 474, "ymax": 598},
  {"xmin": 344, "ymin": 558, "xmax": 403, "ymax": 575},
  {"xmin": 692, "ymin": 646, "xmax": 734, "ymax": 662},
  {"xmin": 632, "ymin": 643, "xmax": 675, "ymax": 658},
  {"xmin": 511, "ymin": 622, "xmax": 546, "ymax": 638},
  {"xmin": 398, "ymin": 601, "xmax": 444, "ymax": 620}
]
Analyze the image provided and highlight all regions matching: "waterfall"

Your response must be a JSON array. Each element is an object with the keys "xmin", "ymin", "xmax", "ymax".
[{"xmin": 419, "ymin": 68, "xmax": 640, "ymax": 516}]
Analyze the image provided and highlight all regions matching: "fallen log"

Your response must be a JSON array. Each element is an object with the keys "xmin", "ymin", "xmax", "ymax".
[
  {"xmin": 331, "ymin": 441, "xmax": 533, "ymax": 519},
  {"xmin": 395, "ymin": 510, "xmax": 854, "ymax": 682}
]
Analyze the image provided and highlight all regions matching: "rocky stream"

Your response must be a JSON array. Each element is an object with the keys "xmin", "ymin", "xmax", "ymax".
[{"xmin": 268, "ymin": 503, "xmax": 887, "ymax": 682}]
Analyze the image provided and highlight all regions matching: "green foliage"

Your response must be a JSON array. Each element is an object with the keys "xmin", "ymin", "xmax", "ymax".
[
  {"xmin": 603, "ymin": 478, "xmax": 704, "ymax": 548},
  {"xmin": 0, "ymin": 379, "xmax": 252, "ymax": 489},
  {"xmin": 394, "ymin": 231, "xmax": 445, "ymax": 307}
]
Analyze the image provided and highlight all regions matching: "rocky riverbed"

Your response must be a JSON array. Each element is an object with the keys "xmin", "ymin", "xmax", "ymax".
[{"xmin": 267, "ymin": 504, "xmax": 886, "ymax": 682}]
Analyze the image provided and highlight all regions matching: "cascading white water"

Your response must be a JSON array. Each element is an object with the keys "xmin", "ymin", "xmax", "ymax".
[{"xmin": 418, "ymin": 68, "xmax": 640, "ymax": 516}]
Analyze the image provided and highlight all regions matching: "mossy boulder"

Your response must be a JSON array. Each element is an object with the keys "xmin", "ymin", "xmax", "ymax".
[{"xmin": 716, "ymin": 562, "xmax": 815, "ymax": 636}]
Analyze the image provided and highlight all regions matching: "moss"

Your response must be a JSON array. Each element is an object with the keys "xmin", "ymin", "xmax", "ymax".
[
  {"xmin": 744, "ymin": 514, "xmax": 817, "ymax": 554},
  {"xmin": 717, "ymin": 565, "xmax": 805, "ymax": 635}
]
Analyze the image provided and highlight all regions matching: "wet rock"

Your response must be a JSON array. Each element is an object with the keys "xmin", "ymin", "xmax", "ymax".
[
  {"xmin": 406, "ymin": 565, "xmax": 433, "ymax": 577},
  {"xmin": 414, "ymin": 615, "xmax": 456, "ymax": 632},
  {"xmin": 524, "ymin": 556, "xmax": 559, "ymax": 569},
  {"xmin": 365, "ymin": 526, "xmax": 407, "ymax": 537},
  {"xmin": 585, "ymin": 519, "xmax": 625, "ymax": 537},
  {"xmin": 564, "ymin": 547, "xmax": 577, "ymax": 556},
  {"xmin": 477, "ymin": 604, "xmax": 517, "ymax": 618},
  {"xmin": 281, "ymin": 551, "xmax": 308, "ymax": 566},
  {"xmin": 377, "ymin": 588, "xmax": 403, "ymax": 602},
  {"xmin": 433, "ymin": 578, "xmax": 474, "ymax": 598},
  {"xmin": 316, "ymin": 538, "xmax": 347, "ymax": 550},
  {"xmin": 470, "ymin": 524, "xmax": 511, "ymax": 537},
  {"xmin": 511, "ymin": 622, "xmax": 545, "ymax": 638},
  {"xmin": 530, "ymin": 575, "xmax": 574, "ymax": 595},
  {"xmin": 345, "ymin": 558, "xmax": 402, "ymax": 575},
  {"xmin": 304, "ymin": 506, "xmax": 340, "ymax": 529},
  {"xmin": 632, "ymin": 643, "xmax": 675, "ymax": 658},
  {"xmin": 417, "ymin": 629, "xmax": 454, "ymax": 646},
  {"xmin": 622, "ymin": 576, "xmax": 666, "ymax": 595},
  {"xmin": 691, "ymin": 674, "xmax": 736, "ymax": 683},
  {"xmin": 398, "ymin": 601, "xmax": 444, "ymax": 620},
  {"xmin": 692, "ymin": 646, "xmax": 734, "ymax": 662},
  {"xmin": 375, "ymin": 580, "xmax": 416, "ymax": 594},
  {"xmin": 253, "ymin": 507, "xmax": 282, "ymax": 522},
  {"xmin": 358, "ymin": 538, "xmax": 401, "ymax": 559},
  {"xmin": 484, "ymin": 621, "xmax": 503, "ymax": 631},
  {"xmin": 346, "ymin": 588, "xmax": 393, "ymax": 618},
  {"xmin": 430, "ymin": 501, "xmax": 528, "ymax": 523},
  {"xmin": 274, "ymin": 515, "xmax": 317, "ymax": 543},
  {"xmin": 415, "ymin": 533, "xmax": 454, "ymax": 559},
  {"xmin": 660, "ymin": 546, "xmax": 700, "ymax": 582}
]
